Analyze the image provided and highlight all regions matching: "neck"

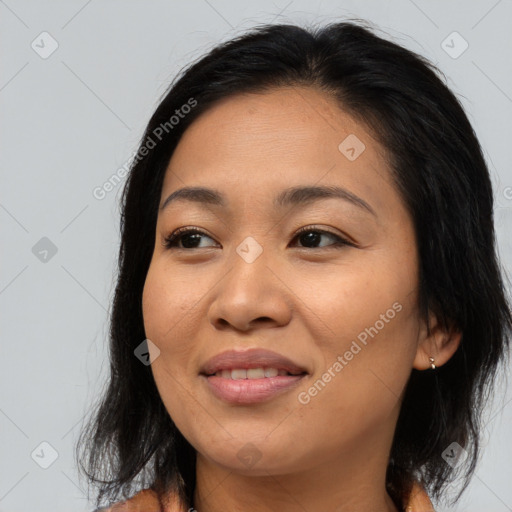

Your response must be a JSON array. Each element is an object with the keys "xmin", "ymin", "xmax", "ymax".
[{"xmin": 192, "ymin": 431, "xmax": 400, "ymax": 512}]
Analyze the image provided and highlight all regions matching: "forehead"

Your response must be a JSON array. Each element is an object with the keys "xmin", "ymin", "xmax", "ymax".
[{"xmin": 160, "ymin": 86, "xmax": 394, "ymax": 216}]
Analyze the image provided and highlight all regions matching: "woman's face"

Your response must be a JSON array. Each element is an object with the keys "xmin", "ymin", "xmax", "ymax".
[{"xmin": 142, "ymin": 86, "xmax": 425, "ymax": 476}]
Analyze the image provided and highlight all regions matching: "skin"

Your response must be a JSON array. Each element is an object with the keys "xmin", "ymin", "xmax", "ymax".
[{"xmin": 142, "ymin": 86, "xmax": 461, "ymax": 512}]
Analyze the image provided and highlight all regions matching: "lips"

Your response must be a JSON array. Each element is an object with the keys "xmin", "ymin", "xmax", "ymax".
[
  {"xmin": 200, "ymin": 348, "xmax": 309, "ymax": 405},
  {"xmin": 200, "ymin": 348, "xmax": 308, "ymax": 377}
]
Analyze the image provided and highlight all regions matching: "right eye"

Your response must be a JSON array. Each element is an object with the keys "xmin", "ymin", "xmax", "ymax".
[{"xmin": 163, "ymin": 227, "xmax": 219, "ymax": 250}]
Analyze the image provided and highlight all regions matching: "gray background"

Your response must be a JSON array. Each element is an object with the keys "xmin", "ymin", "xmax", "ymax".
[{"xmin": 1, "ymin": 1, "xmax": 511, "ymax": 511}]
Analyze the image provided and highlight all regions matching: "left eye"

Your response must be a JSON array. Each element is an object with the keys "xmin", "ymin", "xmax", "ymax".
[
  {"xmin": 163, "ymin": 226, "xmax": 352, "ymax": 250},
  {"xmin": 291, "ymin": 227, "xmax": 351, "ymax": 249}
]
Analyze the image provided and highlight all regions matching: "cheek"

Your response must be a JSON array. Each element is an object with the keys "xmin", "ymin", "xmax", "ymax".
[
  {"xmin": 295, "ymin": 254, "xmax": 415, "ymax": 346},
  {"xmin": 298, "ymin": 252, "xmax": 419, "ymax": 408},
  {"xmin": 142, "ymin": 264, "xmax": 167, "ymax": 340},
  {"xmin": 293, "ymin": 304, "xmax": 418, "ymax": 451},
  {"xmin": 142, "ymin": 265, "xmax": 203, "ymax": 431},
  {"xmin": 142, "ymin": 262, "xmax": 202, "ymax": 343},
  {"xmin": 142, "ymin": 267, "xmax": 192, "ymax": 400}
]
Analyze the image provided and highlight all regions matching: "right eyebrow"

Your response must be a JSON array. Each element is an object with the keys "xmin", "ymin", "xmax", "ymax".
[{"xmin": 159, "ymin": 186, "xmax": 225, "ymax": 211}]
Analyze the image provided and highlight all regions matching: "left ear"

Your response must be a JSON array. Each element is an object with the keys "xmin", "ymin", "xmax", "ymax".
[{"xmin": 413, "ymin": 310, "xmax": 462, "ymax": 370}]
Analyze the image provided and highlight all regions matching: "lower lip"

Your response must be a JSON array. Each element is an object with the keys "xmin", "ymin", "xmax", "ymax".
[{"xmin": 201, "ymin": 374, "xmax": 306, "ymax": 404}]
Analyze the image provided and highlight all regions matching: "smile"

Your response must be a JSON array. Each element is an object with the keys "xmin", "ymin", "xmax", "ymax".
[{"xmin": 202, "ymin": 372, "xmax": 307, "ymax": 404}]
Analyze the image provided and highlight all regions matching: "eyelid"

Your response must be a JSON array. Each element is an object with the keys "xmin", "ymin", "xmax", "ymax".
[
  {"xmin": 163, "ymin": 224, "xmax": 356, "ymax": 250},
  {"xmin": 292, "ymin": 225, "xmax": 355, "ymax": 247},
  {"xmin": 162, "ymin": 226, "xmax": 218, "ymax": 248}
]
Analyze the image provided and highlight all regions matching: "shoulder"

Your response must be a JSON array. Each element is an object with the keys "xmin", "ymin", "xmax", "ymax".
[
  {"xmin": 404, "ymin": 480, "xmax": 436, "ymax": 512},
  {"xmin": 93, "ymin": 481, "xmax": 433, "ymax": 512},
  {"xmin": 92, "ymin": 489, "xmax": 160, "ymax": 512},
  {"xmin": 92, "ymin": 487, "xmax": 187, "ymax": 512}
]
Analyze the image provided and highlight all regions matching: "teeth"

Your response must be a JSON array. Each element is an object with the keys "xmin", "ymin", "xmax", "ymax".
[
  {"xmin": 231, "ymin": 369, "xmax": 247, "ymax": 380},
  {"xmin": 264, "ymin": 367, "xmax": 278, "ymax": 377},
  {"xmin": 247, "ymin": 368, "xmax": 265, "ymax": 379},
  {"xmin": 213, "ymin": 367, "xmax": 294, "ymax": 379}
]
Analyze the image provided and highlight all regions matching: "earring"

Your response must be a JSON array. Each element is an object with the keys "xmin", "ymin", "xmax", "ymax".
[{"xmin": 429, "ymin": 356, "xmax": 436, "ymax": 370}]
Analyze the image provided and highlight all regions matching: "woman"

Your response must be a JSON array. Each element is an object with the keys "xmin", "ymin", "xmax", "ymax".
[{"xmin": 77, "ymin": 20, "xmax": 512, "ymax": 512}]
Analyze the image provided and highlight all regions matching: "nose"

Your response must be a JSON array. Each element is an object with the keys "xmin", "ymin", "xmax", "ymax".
[{"xmin": 207, "ymin": 245, "xmax": 292, "ymax": 332}]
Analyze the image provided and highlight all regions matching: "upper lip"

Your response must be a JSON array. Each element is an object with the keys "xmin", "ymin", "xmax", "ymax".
[{"xmin": 200, "ymin": 348, "xmax": 308, "ymax": 376}]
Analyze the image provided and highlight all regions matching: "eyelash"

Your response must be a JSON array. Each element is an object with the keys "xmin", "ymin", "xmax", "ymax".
[{"xmin": 162, "ymin": 225, "xmax": 354, "ymax": 250}]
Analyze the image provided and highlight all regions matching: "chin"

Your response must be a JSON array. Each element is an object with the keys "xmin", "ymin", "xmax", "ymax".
[{"xmin": 193, "ymin": 432, "xmax": 307, "ymax": 476}]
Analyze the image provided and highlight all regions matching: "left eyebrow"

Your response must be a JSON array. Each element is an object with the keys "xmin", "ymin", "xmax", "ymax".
[
  {"xmin": 159, "ymin": 184, "xmax": 376, "ymax": 217},
  {"xmin": 274, "ymin": 185, "xmax": 376, "ymax": 217}
]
